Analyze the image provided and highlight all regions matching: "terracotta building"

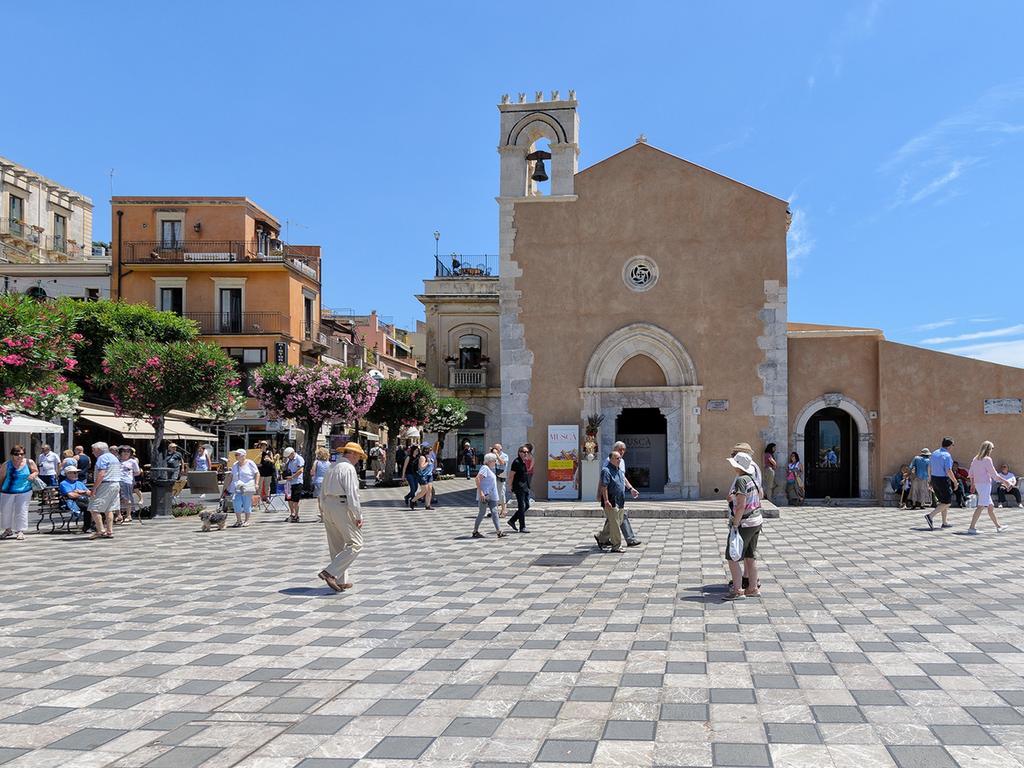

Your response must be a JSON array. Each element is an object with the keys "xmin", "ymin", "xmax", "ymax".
[
  {"xmin": 351, "ymin": 310, "xmax": 419, "ymax": 380},
  {"xmin": 420, "ymin": 93, "xmax": 1024, "ymax": 501},
  {"xmin": 110, "ymin": 196, "xmax": 324, "ymax": 445}
]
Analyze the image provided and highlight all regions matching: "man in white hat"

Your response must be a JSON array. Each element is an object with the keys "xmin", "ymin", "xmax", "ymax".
[{"xmin": 318, "ymin": 441, "xmax": 366, "ymax": 592}]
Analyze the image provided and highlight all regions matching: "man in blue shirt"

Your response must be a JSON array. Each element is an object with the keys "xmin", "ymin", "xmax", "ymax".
[
  {"xmin": 601, "ymin": 440, "xmax": 642, "ymax": 546},
  {"xmin": 926, "ymin": 437, "xmax": 958, "ymax": 530},
  {"xmin": 58, "ymin": 465, "xmax": 92, "ymax": 522},
  {"xmin": 909, "ymin": 449, "xmax": 931, "ymax": 510},
  {"xmin": 595, "ymin": 451, "xmax": 627, "ymax": 553}
]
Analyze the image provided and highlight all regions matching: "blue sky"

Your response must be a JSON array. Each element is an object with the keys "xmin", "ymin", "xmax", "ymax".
[{"xmin": 4, "ymin": 2, "xmax": 1024, "ymax": 364}]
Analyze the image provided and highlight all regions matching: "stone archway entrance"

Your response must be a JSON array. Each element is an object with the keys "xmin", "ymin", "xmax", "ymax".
[
  {"xmin": 616, "ymin": 408, "xmax": 668, "ymax": 493},
  {"xmin": 793, "ymin": 393, "xmax": 873, "ymax": 499},
  {"xmin": 579, "ymin": 323, "xmax": 702, "ymax": 499}
]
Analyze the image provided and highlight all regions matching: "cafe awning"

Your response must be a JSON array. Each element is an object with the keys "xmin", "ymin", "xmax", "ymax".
[
  {"xmin": 358, "ymin": 430, "xmax": 379, "ymax": 442},
  {"xmin": 0, "ymin": 414, "xmax": 63, "ymax": 433},
  {"xmin": 77, "ymin": 405, "xmax": 216, "ymax": 441}
]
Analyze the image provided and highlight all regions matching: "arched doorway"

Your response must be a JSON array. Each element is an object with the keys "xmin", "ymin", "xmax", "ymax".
[
  {"xmin": 803, "ymin": 407, "xmax": 858, "ymax": 498},
  {"xmin": 615, "ymin": 408, "xmax": 668, "ymax": 493}
]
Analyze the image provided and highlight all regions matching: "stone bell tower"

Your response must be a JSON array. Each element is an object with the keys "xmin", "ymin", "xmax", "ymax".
[{"xmin": 496, "ymin": 90, "xmax": 580, "ymax": 450}]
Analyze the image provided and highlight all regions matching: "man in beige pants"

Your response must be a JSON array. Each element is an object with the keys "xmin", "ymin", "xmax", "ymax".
[{"xmin": 317, "ymin": 442, "xmax": 365, "ymax": 593}]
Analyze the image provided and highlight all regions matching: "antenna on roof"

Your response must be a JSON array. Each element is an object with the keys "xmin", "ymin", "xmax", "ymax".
[
  {"xmin": 284, "ymin": 219, "xmax": 308, "ymax": 242},
  {"xmin": 108, "ymin": 168, "xmax": 116, "ymax": 197}
]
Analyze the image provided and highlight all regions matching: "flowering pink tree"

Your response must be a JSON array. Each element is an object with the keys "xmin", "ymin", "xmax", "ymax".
[
  {"xmin": 95, "ymin": 339, "xmax": 241, "ymax": 514},
  {"xmin": 251, "ymin": 364, "xmax": 379, "ymax": 492},
  {"xmin": 0, "ymin": 294, "xmax": 81, "ymax": 423}
]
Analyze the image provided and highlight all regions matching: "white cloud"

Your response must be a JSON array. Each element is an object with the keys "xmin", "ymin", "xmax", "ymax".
[
  {"xmin": 913, "ymin": 318, "xmax": 956, "ymax": 332},
  {"xmin": 942, "ymin": 339, "xmax": 1024, "ymax": 369},
  {"xmin": 922, "ymin": 324, "xmax": 1024, "ymax": 345},
  {"xmin": 879, "ymin": 79, "xmax": 1024, "ymax": 207},
  {"xmin": 786, "ymin": 201, "xmax": 814, "ymax": 274},
  {"xmin": 969, "ymin": 317, "xmax": 997, "ymax": 323},
  {"xmin": 907, "ymin": 158, "xmax": 978, "ymax": 204}
]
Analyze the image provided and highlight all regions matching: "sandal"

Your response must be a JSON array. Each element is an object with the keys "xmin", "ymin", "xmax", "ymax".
[
  {"xmin": 89, "ymin": 532, "xmax": 104, "ymax": 540},
  {"xmin": 744, "ymin": 589, "xmax": 761, "ymax": 598},
  {"xmin": 724, "ymin": 587, "xmax": 746, "ymax": 600}
]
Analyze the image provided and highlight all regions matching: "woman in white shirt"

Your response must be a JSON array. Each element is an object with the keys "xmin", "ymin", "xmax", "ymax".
[
  {"xmin": 228, "ymin": 448, "xmax": 259, "ymax": 527},
  {"xmin": 116, "ymin": 445, "xmax": 142, "ymax": 524}
]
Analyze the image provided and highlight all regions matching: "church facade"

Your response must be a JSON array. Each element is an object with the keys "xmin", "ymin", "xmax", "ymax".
[{"xmin": 422, "ymin": 94, "xmax": 1024, "ymax": 501}]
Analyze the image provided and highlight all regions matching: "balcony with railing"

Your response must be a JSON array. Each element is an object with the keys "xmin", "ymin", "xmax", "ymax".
[
  {"xmin": 434, "ymin": 254, "xmax": 497, "ymax": 278},
  {"xmin": 0, "ymin": 220, "xmax": 90, "ymax": 263},
  {"xmin": 184, "ymin": 311, "xmax": 289, "ymax": 336},
  {"xmin": 122, "ymin": 240, "xmax": 319, "ymax": 281},
  {"xmin": 448, "ymin": 367, "xmax": 487, "ymax": 388}
]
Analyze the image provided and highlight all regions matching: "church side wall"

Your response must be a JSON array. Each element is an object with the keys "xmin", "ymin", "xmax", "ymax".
[
  {"xmin": 878, "ymin": 341, "xmax": 1024, "ymax": 481},
  {"xmin": 509, "ymin": 146, "xmax": 789, "ymax": 498}
]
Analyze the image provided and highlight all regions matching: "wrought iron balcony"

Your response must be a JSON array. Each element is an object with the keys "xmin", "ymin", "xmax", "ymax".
[
  {"xmin": 184, "ymin": 311, "xmax": 289, "ymax": 335},
  {"xmin": 448, "ymin": 367, "xmax": 487, "ymax": 388},
  {"xmin": 434, "ymin": 254, "xmax": 497, "ymax": 278},
  {"xmin": 122, "ymin": 240, "xmax": 320, "ymax": 281}
]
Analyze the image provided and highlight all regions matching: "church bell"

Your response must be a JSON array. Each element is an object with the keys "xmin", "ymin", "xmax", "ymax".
[{"xmin": 526, "ymin": 149, "xmax": 552, "ymax": 183}]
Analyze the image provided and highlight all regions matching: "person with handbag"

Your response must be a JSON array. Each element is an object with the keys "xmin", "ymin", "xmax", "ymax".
[
  {"xmin": 228, "ymin": 448, "xmax": 259, "ymax": 527},
  {"xmin": 724, "ymin": 451, "xmax": 763, "ymax": 599},
  {"xmin": 0, "ymin": 445, "xmax": 39, "ymax": 540}
]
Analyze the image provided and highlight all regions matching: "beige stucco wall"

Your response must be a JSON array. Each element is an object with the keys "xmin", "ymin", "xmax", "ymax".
[
  {"xmin": 510, "ymin": 144, "xmax": 788, "ymax": 498},
  {"xmin": 879, "ymin": 341, "xmax": 1024, "ymax": 480}
]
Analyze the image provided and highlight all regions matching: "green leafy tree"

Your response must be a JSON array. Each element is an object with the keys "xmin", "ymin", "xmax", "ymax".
[
  {"xmin": 425, "ymin": 397, "xmax": 468, "ymax": 456},
  {"xmin": 250, "ymin": 364, "xmax": 379, "ymax": 492},
  {"xmin": 365, "ymin": 378, "xmax": 438, "ymax": 475},
  {"xmin": 94, "ymin": 339, "xmax": 240, "ymax": 515},
  {"xmin": 63, "ymin": 299, "xmax": 197, "ymax": 392},
  {"xmin": 0, "ymin": 294, "xmax": 80, "ymax": 423}
]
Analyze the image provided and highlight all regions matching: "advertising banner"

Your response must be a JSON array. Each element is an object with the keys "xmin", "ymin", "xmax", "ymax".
[{"xmin": 547, "ymin": 424, "xmax": 580, "ymax": 500}]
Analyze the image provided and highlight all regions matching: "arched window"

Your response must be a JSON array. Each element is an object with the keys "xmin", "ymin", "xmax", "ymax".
[{"xmin": 459, "ymin": 334, "xmax": 482, "ymax": 369}]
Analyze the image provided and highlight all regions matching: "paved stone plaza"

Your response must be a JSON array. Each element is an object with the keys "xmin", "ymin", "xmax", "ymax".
[{"xmin": 2, "ymin": 484, "xmax": 1024, "ymax": 768}]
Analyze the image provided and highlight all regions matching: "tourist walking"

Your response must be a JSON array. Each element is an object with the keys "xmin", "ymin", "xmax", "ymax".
[
  {"xmin": 410, "ymin": 445, "xmax": 435, "ymax": 510},
  {"xmin": 785, "ymin": 452, "xmax": 803, "ymax": 505},
  {"xmin": 317, "ymin": 442, "xmax": 365, "ymax": 592},
  {"xmin": 258, "ymin": 442, "xmax": 276, "ymax": 501},
  {"xmin": 524, "ymin": 442, "xmax": 535, "ymax": 497},
  {"xmin": 967, "ymin": 442, "xmax": 1012, "ymax": 534},
  {"xmin": 492, "ymin": 443, "xmax": 510, "ymax": 517},
  {"xmin": 926, "ymin": 437, "xmax": 958, "ymax": 530},
  {"xmin": 58, "ymin": 465, "xmax": 92, "ymax": 525},
  {"xmin": 602, "ymin": 441, "xmax": 642, "ymax": 546},
  {"xmin": 908, "ymin": 449, "xmax": 931, "ymax": 510},
  {"xmin": 282, "ymin": 447, "xmax": 305, "ymax": 522},
  {"xmin": 228, "ymin": 448, "xmax": 259, "ymax": 527},
  {"xmin": 763, "ymin": 443, "xmax": 778, "ymax": 499},
  {"xmin": 996, "ymin": 463, "xmax": 1021, "ymax": 507},
  {"xmin": 0, "ymin": 445, "xmax": 38, "ymax": 540},
  {"xmin": 595, "ymin": 450, "xmax": 627, "ymax": 552},
  {"xmin": 116, "ymin": 445, "xmax": 141, "ymax": 524},
  {"xmin": 36, "ymin": 444, "xmax": 60, "ymax": 487},
  {"xmin": 724, "ymin": 451, "xmax": 763, "ymax": 599},
  {"xmin": 401, "ymin": 445, "xmax": 421, "ymax": 506},
  {"xmin": 88, "ymin": 442, "xmax": 122, "ymax": 539},
  {"xmin": 472, "ymin": 452, "xmax": 505, "ymax": 538},
  {"xmin": 507, "ymin": 444, "xmax": 532, "ymax": 533}
]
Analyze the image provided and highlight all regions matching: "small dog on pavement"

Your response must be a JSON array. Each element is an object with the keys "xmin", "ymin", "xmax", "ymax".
[{"xmin": 200, "ymin": 510, "xmax": 228, "ymax": 531}]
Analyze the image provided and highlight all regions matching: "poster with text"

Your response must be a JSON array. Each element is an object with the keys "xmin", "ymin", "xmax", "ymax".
[{"xmin": 547, "ymin": 424, "xmax": 580, "ymax": 500}]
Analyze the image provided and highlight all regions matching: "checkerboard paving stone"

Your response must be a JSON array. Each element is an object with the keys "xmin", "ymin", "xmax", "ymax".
[{"xmin": 4, "ymin": 496, "xmax": 1024, "ymax": 766}]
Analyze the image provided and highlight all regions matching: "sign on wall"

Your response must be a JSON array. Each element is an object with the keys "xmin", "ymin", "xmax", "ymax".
[
  {"xmin": 984, "ymin": 398, "xmax": 1022, "ymax": 415},
  {"xmin": 275, "ymin": 341, "xmax": 288, "ymax": 365},
  {"xmin": 707, "ymin": 399, "xmax": 729, "ymax": 412},
  {"xmin": 547, "ymin": 424, "xmax": 579, "ymax": 500}
]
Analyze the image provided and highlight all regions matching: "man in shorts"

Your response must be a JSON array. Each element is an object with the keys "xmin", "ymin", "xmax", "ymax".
[
  {"xmin": 88, "ymin": 442, "xmax": 123, "ymax": 539},
  {"xmin": 926, "ymin": 437, "xmax": 958, "ymax": 530}
]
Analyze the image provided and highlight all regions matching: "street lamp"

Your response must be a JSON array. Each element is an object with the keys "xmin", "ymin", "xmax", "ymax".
[{"xmin": 433, "ymin": 230, "xmax": 440, "ymax": 258}]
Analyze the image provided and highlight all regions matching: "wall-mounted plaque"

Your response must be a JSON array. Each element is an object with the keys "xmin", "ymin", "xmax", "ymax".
[
  {"xmin": 707, "ymin": 399, "xmax": 729, "ymax": 412},
  {"xmin": 984, "ymin": 398, "xmax": 1022, "ymax": 415}
]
